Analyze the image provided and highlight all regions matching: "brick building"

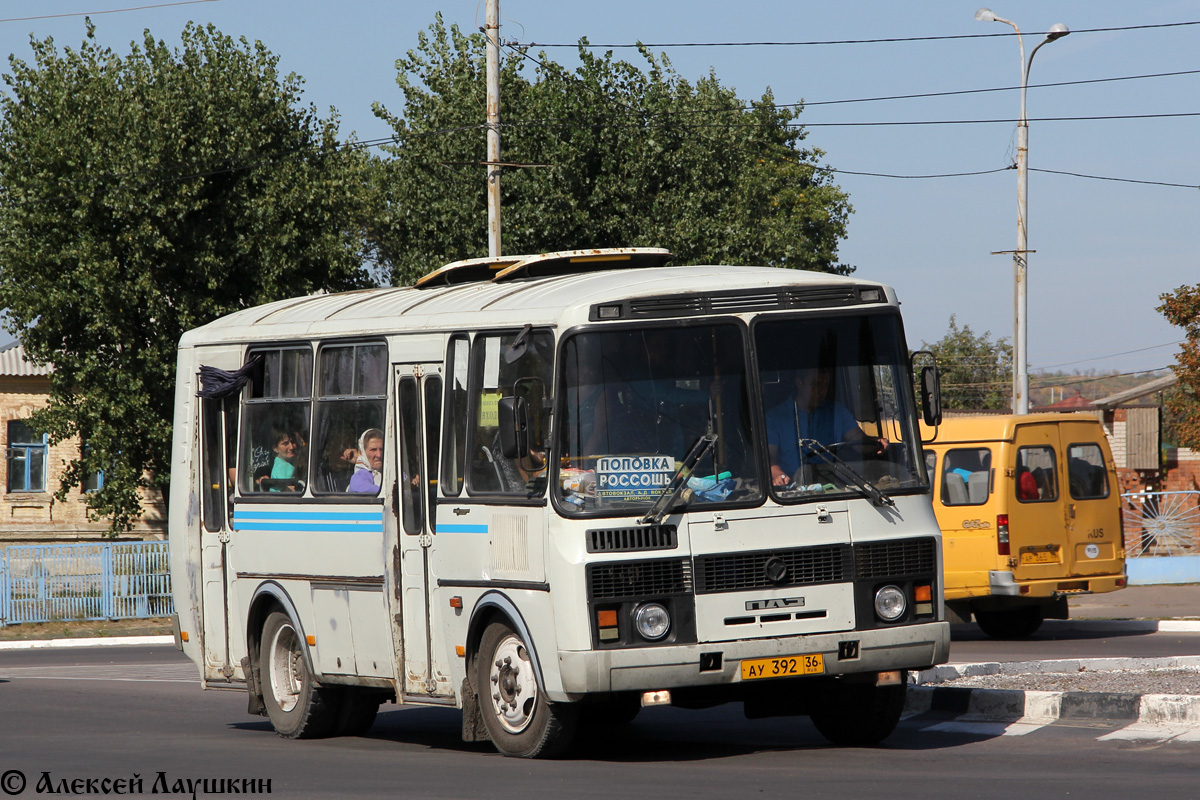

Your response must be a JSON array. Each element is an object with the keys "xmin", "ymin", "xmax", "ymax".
[{"xmin": 0, "ymin": 342, "xmax": 165, "ymax": 545}]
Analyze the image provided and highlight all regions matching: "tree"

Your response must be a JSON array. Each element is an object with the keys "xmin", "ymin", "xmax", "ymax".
[
  {"xmin": 0, "ymin": 22, "xmax": 377, "ymax": 532},
  {"xmin": 1159, "ymin": 284, "xmax": 1200, "ymax": 449},
  {"xmin": 921, "ymin": 316, "xmax": 1013, "ymax": 411},
  {"xmin": 370, "ymin": 15, "xmax": 853, "ymax": 286}
]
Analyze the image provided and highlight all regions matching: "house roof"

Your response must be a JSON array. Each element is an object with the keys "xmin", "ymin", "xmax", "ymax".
[
  {"xmin": 1092, "ymin": 373, "xmax": 1178, "ymax": 408},
  {"xmin": 0, "ymin": 341, "xmax": 52, "ymax": 377}
]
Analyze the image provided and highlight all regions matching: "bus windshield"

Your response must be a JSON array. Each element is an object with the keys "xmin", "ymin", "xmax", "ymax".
[
  {"xmin": 755, "ymin": 312, "xmax": 927, "ymax": 503},
  {"xmin": 555, "ymin": 312, "xmax": 927, "ymax": 515},
  {"xmin": 556, "ymin": 322, "xmax": 760, "ymax": 514}
]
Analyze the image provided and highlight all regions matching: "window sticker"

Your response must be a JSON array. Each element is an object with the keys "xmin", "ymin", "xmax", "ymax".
[{"xmin": 595, "ymin": 455, "xmax": 676, "ymax": 502}]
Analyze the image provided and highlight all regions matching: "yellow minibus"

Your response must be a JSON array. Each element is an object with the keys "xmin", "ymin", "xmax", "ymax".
[{"xmin": 922, "ymin": 413, "xmax": 1125, "ymax": 638}]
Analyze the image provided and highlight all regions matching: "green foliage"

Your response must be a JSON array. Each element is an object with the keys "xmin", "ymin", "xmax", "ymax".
[
  {"xmin": 922, "ymin": 315, "xmax": 1013, "ymax": 411},
  {"xmin": 370, "ymin": 15, "xmax": 853, "ymax": 285},
  {"xmin": 0, "ymin": 22, "xmax": 376, "ymax": 532},
  {"xmin": 1158, "ymin": 284, "xmax": 1200, "ymax": 449}
]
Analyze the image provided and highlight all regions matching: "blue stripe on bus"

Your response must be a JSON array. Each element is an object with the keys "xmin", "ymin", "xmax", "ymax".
[
  {"xmin": 233, "ymin": 522, "xmax": 385, "ymax": 533},
  {"xmin": 234, "ymin": 511, "xmax": 384, "ymax": 522},
  {"xmin": 437, "ymin": 524, "xmax": 490, "ymax": 534}
]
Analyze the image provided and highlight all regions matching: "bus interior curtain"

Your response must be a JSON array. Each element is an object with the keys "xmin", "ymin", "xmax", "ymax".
[{"xmin": 197, "ymin": 354, "xmax": 264, "ymax": 399}]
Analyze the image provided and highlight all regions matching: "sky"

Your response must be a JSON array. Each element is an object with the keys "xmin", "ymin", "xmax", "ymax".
[{"xmin": 0, "ymin": 1, "xmax": 1196, "ymax": 388}]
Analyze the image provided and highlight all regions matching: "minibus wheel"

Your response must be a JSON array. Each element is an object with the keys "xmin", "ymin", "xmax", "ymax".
[
  {"xmin": 260, "ymin": 610, "xmax": 338, "ymax": 739},
  {"xmin": 975, "ymin": 606, "xmax": 1044, "ymax": 639},
  {"xmin": 809, "ymin": 673, "xmax": 907, "ymax": 746},
  {"xmin": 475, "ymin": 620, "xmax": 578, "ymax": 758}
]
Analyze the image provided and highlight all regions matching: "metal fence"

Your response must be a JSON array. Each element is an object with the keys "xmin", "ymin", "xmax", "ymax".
[
  {"xmin": 0, "ymin": 541, "xmax": 172, "ymax": 626},
  {"xmin": 1120, "ymin": 491, "xmax": 1200, "ymax": 557}
]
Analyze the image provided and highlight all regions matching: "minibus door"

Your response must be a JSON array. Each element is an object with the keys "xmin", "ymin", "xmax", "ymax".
[
  {"xmin": 393, "ymin": 365, "xmax": 447, "ymax": 697},
  {"xmin": 198, "ymin": 394, "xmax": 237, "ymax": 681},
  {"xmin": 1056, "ymin": 419, "xmax": 1122, "ymax": 578},
  {"xmin": 1007, "ymin": 423, "xmax": 1066, "ymax": 582}
]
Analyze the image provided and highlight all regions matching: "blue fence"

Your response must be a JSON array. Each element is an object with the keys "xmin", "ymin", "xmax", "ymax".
[{"xmin": 0, "ymin": 541, "xmax": 172, "ymax": 626}]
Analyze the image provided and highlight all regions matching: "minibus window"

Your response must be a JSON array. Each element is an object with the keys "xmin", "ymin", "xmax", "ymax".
[
  {"xmin": 1068, "ymin": 443, "xmax": 1109, "ymax": 500},
  {"xmin": 1016, "ymin": 446, "xmax": 1057, "ymax": 502},
  {"xmin": 940, "ymin": 447, "xmax": 991, "ymax": 506}
]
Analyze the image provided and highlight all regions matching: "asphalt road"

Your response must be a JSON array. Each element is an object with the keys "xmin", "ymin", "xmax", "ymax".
[{"xmin": 2, "ymin": 642, "xmax": 1200, "ymax": 799}]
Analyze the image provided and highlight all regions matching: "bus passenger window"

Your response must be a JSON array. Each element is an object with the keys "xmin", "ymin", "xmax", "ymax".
[
  {"xmin": 241, "ymin": 347, "xmax": 313, "ymax": 495},
  {"xmin": 312, "ymin": 343, "xmax": 387, "ymax": 495}
]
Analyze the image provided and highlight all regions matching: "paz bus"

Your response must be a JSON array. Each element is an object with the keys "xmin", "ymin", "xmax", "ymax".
[{"xmin": 169, "ymin": 247, "xmax": 949, "ymax": 758}]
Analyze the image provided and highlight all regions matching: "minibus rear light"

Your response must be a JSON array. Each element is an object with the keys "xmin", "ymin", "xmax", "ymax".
[{"xmin": 997, "ymin": 514, "xmax": 1010, "ymax": 556}]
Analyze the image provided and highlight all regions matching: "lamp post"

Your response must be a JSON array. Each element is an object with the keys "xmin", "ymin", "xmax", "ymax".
[{"xmin": 975, "ymin": 9, "xmax": 1069, "ymax": 414}]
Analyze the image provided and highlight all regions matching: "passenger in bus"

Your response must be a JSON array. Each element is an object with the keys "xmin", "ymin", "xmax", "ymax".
[
  {"xmin": 266, "ymin": 429, "xmax": 303, "ymax": 491},
  {"xmin": 1017, "ymin": 466, "xmax": 1039, "ymax": 501},
  {"xmin": 318, "ymin": 432, "xmax": 359, "ymax": 492},
  {"xmin": 348, "ymin": 428, "xmax": 384, "ymax": 494},
  {"xmin": 766, "ymin": 367, "xmax": 887, "ymax": 487}
]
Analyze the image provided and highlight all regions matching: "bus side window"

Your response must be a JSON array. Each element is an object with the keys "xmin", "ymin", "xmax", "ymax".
[
  {"xmin": 241, "ymin": 347, "xmax": 313, "ymax": 495},
  {"xmin": 467, "ymin": 329, "xmax": 554, "ymax": 495},
  {"xmin": 441, "ymin": 335, "xmax": 470, "ymax": 497},
  {"xmin": 312, "ymin": 343, "xmax": 387, "ymax": 494}
]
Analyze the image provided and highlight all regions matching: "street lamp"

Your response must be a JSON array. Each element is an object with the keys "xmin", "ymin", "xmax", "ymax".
[{"xmin": 975, "ymin": 8, "xmax": 1069, "ymax": 414}]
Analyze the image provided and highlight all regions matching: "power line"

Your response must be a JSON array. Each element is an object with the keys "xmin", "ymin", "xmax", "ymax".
[
  {"xmin": 1034, "ymin": 342, "xmax": 1185, "ymax": 371},
  {"xmin": 0, "ymin": 1, "xmax": 221, "ymax": 24},
  {"xmin": 512, "ymin": 21, "xmax": 1200, "ymax": 49}
]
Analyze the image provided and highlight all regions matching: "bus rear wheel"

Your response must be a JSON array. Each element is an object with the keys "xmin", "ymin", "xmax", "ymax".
[
  {"xmin": 260, "ymin": 611, "xmax": 338, "ymax": 739},
  {"xmin": 808, "ymin": 673, "xmax": 907, "ymax": 746},
  {"xmin": 475, "ymin": 620, "xmax": 578, "ymax": 758}
]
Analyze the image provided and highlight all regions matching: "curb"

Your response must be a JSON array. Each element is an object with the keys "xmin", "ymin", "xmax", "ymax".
[
  {"xmin": 0, "ymin": 635, "xmax": 174, "ymax": 651},
  {"xmin": 909, "ymin": 655, "xmax": 1200, "ymax": 726}
]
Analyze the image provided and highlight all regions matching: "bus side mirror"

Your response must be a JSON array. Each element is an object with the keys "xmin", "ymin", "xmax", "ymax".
[
  {"xmin": 498, "ymin": 396, "xmax": 529, "ymax": 459},
  {"xmin": 921, "ymin": 365, "xmax": 942, "ymax": 427}
]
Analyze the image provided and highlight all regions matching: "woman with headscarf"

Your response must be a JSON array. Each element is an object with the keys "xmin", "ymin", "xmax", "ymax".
[{"xmin": 348, "ymin": 428, "xmax": 384, "ymax": 494}]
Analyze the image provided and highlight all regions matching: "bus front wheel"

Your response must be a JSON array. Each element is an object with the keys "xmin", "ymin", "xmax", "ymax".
[
  {"xmin": 475, "ymin": 620, "xmax": 578, "ymax": 758},
  {"xmin": 808, "ymin": 673, "xmax": 907, "ymax": 746},
  {"xmin": 260, "ymin": 611, "xmax": 339, "ymax": 739}
]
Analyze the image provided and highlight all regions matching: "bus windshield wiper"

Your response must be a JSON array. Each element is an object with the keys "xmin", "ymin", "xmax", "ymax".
[
  {"xmin": 800, "ymin": 438, "xmax": 894, "ymax": 508},
  {"xmin": 639, "ymin": 432, "xmax": 718, "ymax": 526}
]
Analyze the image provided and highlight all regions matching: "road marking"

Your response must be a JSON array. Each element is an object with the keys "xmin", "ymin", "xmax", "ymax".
[
  {"xmin": 0, "ymin": 663, "xmax": 197, "ymax": 683},
  {"xmin": 1099, "ymin": 723, "xmax": 1200, "ymax": 743},
  {"xmin": 920, "ymin": 718, "xmax": 1049, "ymax": 736}
]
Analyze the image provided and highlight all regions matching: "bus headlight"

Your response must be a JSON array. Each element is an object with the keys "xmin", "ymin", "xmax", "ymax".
[
  {"xmin": 874, "ymin": 585, "xmax": 907, "ymax": 622},
  {"xmin": 634, "ymin": 602, "xmax": 671, "ymax": 640}
]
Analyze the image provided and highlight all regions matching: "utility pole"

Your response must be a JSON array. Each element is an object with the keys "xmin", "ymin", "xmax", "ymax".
[{"xmin": 485, "ymin": 0, "xmax": 501, "ymax": 258}]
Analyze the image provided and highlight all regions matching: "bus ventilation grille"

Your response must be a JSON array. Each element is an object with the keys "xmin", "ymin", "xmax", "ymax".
[
  {"xmin": 587, "ymin": 558, "xmax": 693, "ymax": 601},
  {"xmin": 694, "ymin": 545, "xmax": 853, "ymax": 594},
  {"xmin": 586, "ymin": 525, "xmax": 678, "ymax": 553},
  {"xmin": 623, "ymin": 286, "xmax": 860, "ymax": 319},
  {"xmin": 854, "ymin": 538, "xmax": 937, "ymax": 579}
]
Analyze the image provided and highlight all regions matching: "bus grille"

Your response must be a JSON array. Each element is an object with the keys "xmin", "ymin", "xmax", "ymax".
[
  {"xmin": 587, "ymin": 558, "xmax": 692, "ymax": 601},
  {"xmin": 694, "ymin": 545, "xmax": 853, "ymax": 594},
  {"xmin": 855, "ymin": 538, "xmax": 937, "ymax": 579},
  {"xmin": 586, "ymin": 525, "xmax": 678, "ymax": 553}
]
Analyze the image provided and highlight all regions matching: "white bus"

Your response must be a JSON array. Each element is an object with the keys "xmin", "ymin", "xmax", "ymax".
[{"xmin": 170, "ymin": 247, "xmax": 948, "ymax": 758}]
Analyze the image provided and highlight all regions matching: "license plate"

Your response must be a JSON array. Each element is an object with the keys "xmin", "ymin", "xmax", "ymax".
[
  {"xmin": 1021, "ymin": 549, "xmax": 1059, "ymax": 565},
  {"xmin": 740, "ymin": 653, "xmax": 825, "ymax": 681}
]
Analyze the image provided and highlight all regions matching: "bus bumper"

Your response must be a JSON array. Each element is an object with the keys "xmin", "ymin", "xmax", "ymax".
[{"xmin": 554, "ymin": 620, "xmax": 950, "ymax": 698}]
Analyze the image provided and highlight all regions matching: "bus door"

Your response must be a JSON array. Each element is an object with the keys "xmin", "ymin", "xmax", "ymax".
[
  {"xmin": 1054, "ymin": 418, "xmax": 1122, "ymax": 579},
  {"xmin": 198, "ymin": 393, "xmax": 238, "ymax": 681},
  {"xmin": 1007, "ymin": 422, "xmax": 1068, "ymax": 582},
  {"xmin": 393, "ymin": 363, "xmax": 447, "ymax": 697}
]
